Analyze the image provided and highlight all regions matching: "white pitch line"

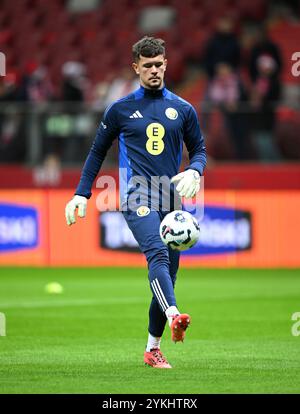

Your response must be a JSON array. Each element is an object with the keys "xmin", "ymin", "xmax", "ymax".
[{"xmin": 0, "ymin": 297, "xmax": 145, "ymax": 309}]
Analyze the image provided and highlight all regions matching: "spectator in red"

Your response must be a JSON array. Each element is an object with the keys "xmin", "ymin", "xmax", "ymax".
[
  {"xmin": 18, "ymin": 61, "xmax": 54, "ymax": 102},
  {"xmin": 207, "ymin": 62, "xmax": 250, "ymax": 159},
  {"xmin": 249, "ymin": 26, "xmax": 282, "ymax": 82}
]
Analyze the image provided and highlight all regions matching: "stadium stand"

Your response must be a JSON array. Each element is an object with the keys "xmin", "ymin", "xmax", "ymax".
[
  {"xmin": 0, "ymin": 0, "xmax": 285, "ymax": 86},
  {"xmin": 0, "ymin": 0, "xmax": 299, "ymax": 163}
]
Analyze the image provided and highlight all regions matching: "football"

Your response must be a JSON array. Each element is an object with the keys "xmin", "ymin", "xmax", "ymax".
[{"xmin": 159, "ymin": 210, "xmax": 200, "ymax": 251}]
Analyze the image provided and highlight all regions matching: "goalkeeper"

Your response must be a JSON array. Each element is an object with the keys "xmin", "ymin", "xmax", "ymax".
[{"xmin": 65, "ymin": 37, "xmax": 206, "ymax": 368}]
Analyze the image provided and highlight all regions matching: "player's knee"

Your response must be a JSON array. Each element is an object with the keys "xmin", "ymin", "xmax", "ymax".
[{"xmin": 147, "ymin": 247, "xmax": 169, "ymax": 268}]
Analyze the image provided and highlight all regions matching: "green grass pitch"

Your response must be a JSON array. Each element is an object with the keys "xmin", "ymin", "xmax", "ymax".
[{"xmin": 0, "ymin": 267, "xmax": 300, "ymax": 394}]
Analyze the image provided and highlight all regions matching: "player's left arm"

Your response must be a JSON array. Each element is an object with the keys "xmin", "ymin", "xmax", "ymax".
[{"xmin": 171, "ymin": 105, "xmax": 207, "ymax": 198}]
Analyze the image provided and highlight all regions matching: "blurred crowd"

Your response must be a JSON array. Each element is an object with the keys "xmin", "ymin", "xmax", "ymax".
[
  {"xmin": 201, "ymin": 17, "xmax": 282, "ymax": 161},
  {"xmin": 0, "ymin": 59, "xmax": 140, "ymax": 167},
  {"xmin": 0, "ymin": 1, "xmax": 299, "ymax": 167}
]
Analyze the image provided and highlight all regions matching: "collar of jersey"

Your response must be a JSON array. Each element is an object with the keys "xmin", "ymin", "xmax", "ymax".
[{"xmin": 135, "ymin": 85, "xmax": 167, "ymax": 99}]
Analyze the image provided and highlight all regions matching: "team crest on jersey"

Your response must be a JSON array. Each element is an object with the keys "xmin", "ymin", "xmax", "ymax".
[
  {"xmin": 137, "ymin": 206, "xmax": 150, "ymax": 217},
  {"xmin": 165, "ymin": 107, "xmax": 178, "ymax": 120}
]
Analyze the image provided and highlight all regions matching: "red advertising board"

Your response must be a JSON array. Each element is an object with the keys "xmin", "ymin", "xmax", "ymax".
[{"xmin": 0, "ymin": 189, "xmax": 299, "ymax": 268}]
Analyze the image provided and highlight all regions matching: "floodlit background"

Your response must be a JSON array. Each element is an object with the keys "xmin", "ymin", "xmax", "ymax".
[{"xmin": 0, "ymin": 0, "xmax": 300, "ymax": 395}]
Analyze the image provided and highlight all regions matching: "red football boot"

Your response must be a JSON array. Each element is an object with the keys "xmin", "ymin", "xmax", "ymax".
[
  {"xmin": 144, "ymin": 348, "xmax": 172, "ymax": 369},
  {"xmin": 171, "ymin": 314, "xmax": 191, "ymax": 342}
]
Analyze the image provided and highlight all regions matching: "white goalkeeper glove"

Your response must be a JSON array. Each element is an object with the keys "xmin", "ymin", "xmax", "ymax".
[
  {"xmin": 65, "ymin": 195, "xmax": 87, "ymax": 226},
  {"xmin": 171, "ymin": 169, "xmax": 201, "ymax": 199}
]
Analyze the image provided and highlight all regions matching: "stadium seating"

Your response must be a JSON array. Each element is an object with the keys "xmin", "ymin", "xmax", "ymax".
[
  {"xmin": 1, "ymin": 0, "xmax": 299, "ymax": 162},
  {"xmin": 0, "ymin": 0, "xmax": 274, "ymax": 86},
  {"xmin": 269, "ymin": 21, "xmax": 300, "ymax": 84}
]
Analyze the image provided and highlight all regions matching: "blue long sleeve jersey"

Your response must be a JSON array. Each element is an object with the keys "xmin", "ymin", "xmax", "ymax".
[{"xmin": 75, "ymin": 85, "xmax": 207, "ymax": 206}]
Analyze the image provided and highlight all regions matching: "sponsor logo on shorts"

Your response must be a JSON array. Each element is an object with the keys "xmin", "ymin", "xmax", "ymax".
[{"xmin": 136, "ymin": 206, "xmax": 150, "ymax": 217}]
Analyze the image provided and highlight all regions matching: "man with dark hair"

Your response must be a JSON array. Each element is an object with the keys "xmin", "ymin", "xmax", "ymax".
[
  {"xmin": 65, "ymin": 36, "xmax": 207, "ymax": 369},
  {"xmin": 132, "ymin": 36, "xmax": 165, "ymax": 62}
]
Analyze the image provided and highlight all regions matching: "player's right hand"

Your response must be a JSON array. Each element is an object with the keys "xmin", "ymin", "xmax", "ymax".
[{"xmin": 65, "ymin": 195, "xmax": 87, "ymax": 226}]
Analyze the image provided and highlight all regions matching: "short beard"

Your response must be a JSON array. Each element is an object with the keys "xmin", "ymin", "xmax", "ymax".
[{"xmin": 147, "ymin": 79, "xmax": 162, "ymax": 89}]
